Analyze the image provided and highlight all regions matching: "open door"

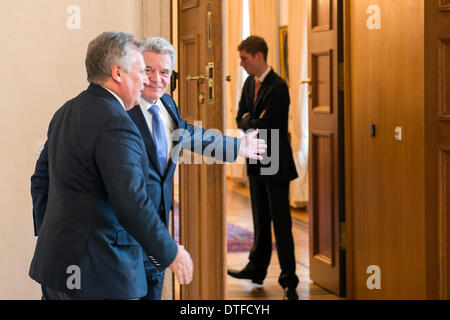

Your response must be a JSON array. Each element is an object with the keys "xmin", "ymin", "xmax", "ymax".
[
  {"xmin": 306, "ymin": 0, "xmax": 346, "ymax": 296},
  {"xmin": 177, "ymin": 0, "xmax": 226, "ymax": 299}
]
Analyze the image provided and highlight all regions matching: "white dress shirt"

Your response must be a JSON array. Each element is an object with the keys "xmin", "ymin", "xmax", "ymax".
[
  {"xmin": 256, "ymin": 65, "xmax": 272, "ymax": 84},
  {"xmin": 139, "ymin": 98, "xmax": 175, "ymax": 165},
  {"xmin": 101, "ymin": 86, "xmax": 126, "ymax": 111}
]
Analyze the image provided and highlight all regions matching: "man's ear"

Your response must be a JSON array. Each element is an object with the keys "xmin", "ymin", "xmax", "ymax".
[
  {"xmin": 111, "ymin": 64, "xmax": 122, "ymax": 83},
  {"xmin": 256, "ymin": 52, "xmax": 264, "ymax": 62}
]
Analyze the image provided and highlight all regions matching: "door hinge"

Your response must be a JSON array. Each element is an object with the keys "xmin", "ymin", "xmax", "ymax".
[
  {"xmin": 338, "ymin": 62, "xmax": 344, "ymax": 92},
  {"xmin": 339, "ymin": 221, "xmax": 346, "ymax": 250}
]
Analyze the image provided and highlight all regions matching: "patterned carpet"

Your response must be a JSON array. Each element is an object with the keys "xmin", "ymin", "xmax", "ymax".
[
  {"xmin": 173, "ymin": 202, "xmax": 254, "ymax": 252},
  {"xmin": 225, "ymin": 223, "xmax": 254, "ymax": 252}
]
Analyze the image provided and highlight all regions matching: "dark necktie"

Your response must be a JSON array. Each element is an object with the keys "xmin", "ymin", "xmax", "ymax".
[
  {"xmin": 148, "ymin": 105, "xmax": 168, "ymax": 174},
  {"xmin": 253, "ymin": 79, "xmax": 261, "ymax": 108}
]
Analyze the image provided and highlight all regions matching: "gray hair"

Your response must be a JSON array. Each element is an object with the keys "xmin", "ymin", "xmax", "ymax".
[
  {"xmin": 85, "ymin": 31, "xmax": 144, "ymax": 84},
  {"xmin": 142, "ymin": 37, "xmax": 176, "ymax": 71}
]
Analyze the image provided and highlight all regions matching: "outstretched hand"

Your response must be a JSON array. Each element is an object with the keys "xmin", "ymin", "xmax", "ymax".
[{"xmin": 238, "ymin": 129, "xmax": 267, "ymax": 161}]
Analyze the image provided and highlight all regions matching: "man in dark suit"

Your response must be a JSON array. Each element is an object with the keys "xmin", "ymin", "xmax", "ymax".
[
  {"xmin": 227, "ymin": 35, "xmax": 300, "ymax": 300},
  {"xmin": 31, "ymin": 36, "xmax": 266, "ymax": 300},
  {"xmin": 29, "ymin": 31, "xmax": 194, "ymax": 300},
  {"xmin": 126, "ymin": 37, "xmax": 266, "ymax": 299}
]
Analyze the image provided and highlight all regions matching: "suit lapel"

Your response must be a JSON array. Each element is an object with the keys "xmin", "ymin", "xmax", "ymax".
[
  {"xmin": 160, "ymin": 95, "xmax": 180, "ymax": 179},
  {"xmin": 128, "ymin": 96, "xmax": 182, "ymax": 180},
  {"xmin": 128, "ymin": 106, "xmax": 161, "ymax": 177},
  {"xmin": 160, "ymin": 95, "xmax": 180, "ymax": 129}
]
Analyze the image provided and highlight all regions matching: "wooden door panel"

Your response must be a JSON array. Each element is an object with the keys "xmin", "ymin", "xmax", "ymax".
[
  {"xmin": 426, "ymin": 0, "xmax": 450, "ymax": 299},
  {"xmin": 312, "ymin": 0, "xmax": 331, "ymax": 31},
  {"xmin": 311, "ymin": 50, "xmax": 333, "ymax": 113},
  {"xmin": 439, "ymin": 147, "xmax": 450, "ymax": 298},
  {"xmin": 180, "ymin": 0, "xmax": 199, "ymax": 10},
  {"xmin": 349, "ymin": 0, "xmax": 427, "ymax": 299},
  {"xmin": 180, "ymin": 164, "xmax": 200, "ymax": 296},
  {"xmin": 438, "ymin": 39, "xmax": 450, "ymax": 119},
  {"xmin": 308, "ymin": 0, "xmax": 344, "ymax": 296},
  {"xmin": 180, "ymin": 35, "xmax": 200, "ymax": 121},
  {"xmin": 178, "ymin": 0, "xmax": 225, "ymax": 299},
  {"xmin": 311, "ymin": 132, "xmax": 335, "ymax": 266}
]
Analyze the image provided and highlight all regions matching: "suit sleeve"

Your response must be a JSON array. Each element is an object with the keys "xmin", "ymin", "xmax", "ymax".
[
  {"xmin": 237, "ymin": 82, "xmax": 290, "ymax": 130},
  {"xmin": 172, "ymin": 100, "xmax": 241, "ymax": 163},
  {"xmin": 30, "ymin": 140, "xmax": 49, "ymax": 236},
  {"xmin": 94, "ymin": 117, "xmax": 178, "ymax": 269}
]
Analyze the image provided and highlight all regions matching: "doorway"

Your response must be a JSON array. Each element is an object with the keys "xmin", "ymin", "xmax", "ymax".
[
  {"xmin": 222, "ymin": 0, "xmax": 338, "ymax": 300},
  {"xmin": 172, "ymin": 0, "xmax": 345, "ymax": 299}
]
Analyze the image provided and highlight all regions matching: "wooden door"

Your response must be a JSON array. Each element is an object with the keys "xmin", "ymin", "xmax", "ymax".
[
  {"xmin": 347, "ymin": 0, "xmax": 426, "ymax": 299},
  {"xmin": 307, "ymin": 0, "xmax": 346, "ymax": 296},
  {"xmin": 425, "ymin": 0, "xmax": 450, "ymax": 300},
  {"xmin": 177, "ymin": 0, "xmax": 225, "ymax": 299}
]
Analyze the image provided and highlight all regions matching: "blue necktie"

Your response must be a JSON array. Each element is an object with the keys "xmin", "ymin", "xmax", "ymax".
[{"xmin": 148, "ymin": 105, "xmax": 168, "ymax": 174}]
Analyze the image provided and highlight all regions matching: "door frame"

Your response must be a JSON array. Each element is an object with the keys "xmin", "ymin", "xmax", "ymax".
[
  {"xmin": 307, "ymin": 0, "xmax": 347, "ymax": 297},
  {"xmin": 173, "ymin": 0, "xmax": 353, "ymax": 300},
  {"xmin": 342, "ymin": 0, "xmax": 353, "ymax": 300},
  {"xmin": 175, "ymin": 0, "xmax": 227, "ymax": 300}
]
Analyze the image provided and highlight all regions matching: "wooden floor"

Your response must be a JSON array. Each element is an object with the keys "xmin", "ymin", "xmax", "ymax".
[{"xmin": 225, "ymin": 180, "xmax": 340, "ymax": 300}]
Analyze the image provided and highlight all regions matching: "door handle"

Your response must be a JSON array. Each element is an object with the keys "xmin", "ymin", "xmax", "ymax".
[
  {"xmin": 300, "ymin": 78, "xmax": 312, "ymax": 85},
  {"xmin": 300, "ymin": 78, "xmax": 312, "ymax": 98},
  {"xmin": 206, "ymin": 62, "xmax": 215, "ymax": 104},
  {"xmin": 186, "ymin": 74, "xmax": 207, "ymax": 83},
  {"xmin": 170, "ymin": 71, "xmax": 178, "ymax": 93},
  {"xmin": 186, "ymin": 63, "xmax": 215, "ymax": 104}
]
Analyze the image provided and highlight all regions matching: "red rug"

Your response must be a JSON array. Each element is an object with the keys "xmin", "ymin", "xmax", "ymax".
[
  {"xmin": 226, "ymin": 223, "xmax": 255, "ymax": 252},
  {"xmin": 173, "ymin": 203, "xmax": 254, "ymax": 252}
]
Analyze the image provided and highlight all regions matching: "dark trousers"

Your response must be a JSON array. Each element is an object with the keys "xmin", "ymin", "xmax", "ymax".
[
  {"xmin": 247, "ymin": 176, "xmax": 299, "ymax": 289},
  {"xmin": 41, "ymin": 263, "xmax": 165, "ymax": 300},
  {"xmin": 41, "ymin": 286, "xmax": 139, "ymax": 300},
  {"xmin": 41, "ymin": 286, "xmax": 78, "ymax": 300},
  {"xmin": 140, "ymin": 261, "xmax": 166, "ymax": 300},
  {"xmin": 41, "ymin": 285, "xmax": 139, "ymax": 300}
]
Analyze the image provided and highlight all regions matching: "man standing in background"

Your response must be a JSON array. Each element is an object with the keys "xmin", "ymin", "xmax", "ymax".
[{"xmin": 227, "ymin": 35, "xmax": 299, "ymax": 300}]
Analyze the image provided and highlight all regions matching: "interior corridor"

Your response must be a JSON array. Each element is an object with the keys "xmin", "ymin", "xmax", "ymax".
[{"xmin": 225, "ymin": 180, "xmax": 339, "ymax": 300}]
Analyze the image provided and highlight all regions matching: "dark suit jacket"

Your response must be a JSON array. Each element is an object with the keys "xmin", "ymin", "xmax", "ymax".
[
  {"xmin": 31, "ymin": 90, "xmax": 241, "ymax": 298},
  {"xmin": 29, "ymin": 84, "xmax": 177, "ymax": 299},
  {"xmin": 127, "ymin": 93, "xmax": 241, "ymax": 226},
  {"xmin": 236, "ymin": 69, "xmax": 298, "ymax": 182}
]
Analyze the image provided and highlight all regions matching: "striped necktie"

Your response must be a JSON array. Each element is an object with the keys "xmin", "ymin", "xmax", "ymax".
[{"xmin": 253, "ymin": 79, "xmax": 261, "ymax": 108}]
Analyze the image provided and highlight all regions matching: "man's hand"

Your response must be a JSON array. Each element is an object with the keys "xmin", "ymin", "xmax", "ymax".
[
  {"xmin": 238, "ymin": 129, "xmax": 267, "ymax": 160},
  {"xmin": 242, "ymin": 112, "xmax": 251, "ymax": 119},
  {"xmin": 169, "ymin": 244, "xmax": 193, "ymax": 285}
]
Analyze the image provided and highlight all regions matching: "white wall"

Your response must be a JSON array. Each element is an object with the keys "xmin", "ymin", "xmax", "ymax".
[
  {"xmin": 0, "ymin": 0, "xmax": 169, "ymax": 299},
  {"xmin": 279, "ymin": 0, "xmax": 289, "ymax": 26}
]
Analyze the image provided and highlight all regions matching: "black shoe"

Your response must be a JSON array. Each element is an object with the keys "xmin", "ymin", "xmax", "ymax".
[
  {"xmin": 227, "ymin": 268, "xmax": 264, "ymax": 285},
  {"xmin": 283, "ymin": 287, "xmax": 299, "ymax": 300}
]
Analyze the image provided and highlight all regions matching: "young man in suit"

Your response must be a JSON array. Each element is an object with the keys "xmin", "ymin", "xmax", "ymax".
[
  {"xmin": 227, "ymin": 35, "xmax": 300, "ymax": 300},
  {"xmin": 29, "ymin": 31, "xmax": 193, "ymax": 300},
  {"xmin": 31, "ymin": 36, "xmax": 266, "ymax": 300}
]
